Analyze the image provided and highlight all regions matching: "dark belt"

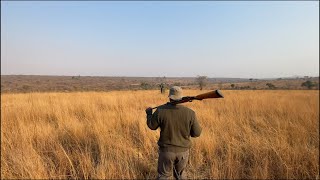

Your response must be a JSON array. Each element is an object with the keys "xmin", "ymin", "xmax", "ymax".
[{"xmin": 159, "ymin": 146, "xmax": 189, "ymax": 153}]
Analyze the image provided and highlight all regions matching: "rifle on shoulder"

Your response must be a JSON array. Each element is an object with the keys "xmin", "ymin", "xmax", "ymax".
[{"xmin": 152, "ymin": 90, "xmax": 224, "ymax": 109}]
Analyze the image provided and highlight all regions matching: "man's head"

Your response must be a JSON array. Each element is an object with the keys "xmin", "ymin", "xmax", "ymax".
[{"xmin": 168, "ymin": 86, "xmax": 183, "ymax": 101}]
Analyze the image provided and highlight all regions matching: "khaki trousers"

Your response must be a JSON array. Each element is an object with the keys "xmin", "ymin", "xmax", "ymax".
[{"xmin": 157, "ymin": 149, "xmax": 189, "ymax": 180}]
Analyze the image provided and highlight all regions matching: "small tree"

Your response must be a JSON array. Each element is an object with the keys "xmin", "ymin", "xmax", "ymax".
[
  {"xmin": 159, "ymin": 83, "xmax": 165, "ymax": 94},
  {"xmin": 266, "ymin": 83, "xmax": 276, "ymax": 89},
  {"xmin": 230, "ymin": 84, "xmax": 235, "ymax": 89},
  {"xmin": 301, "ymin": 81, "xmax": 316, "ymax": 89},
  {"xmin": 196, "ymin": 76, "xmax": 207, "ymax": 90}
]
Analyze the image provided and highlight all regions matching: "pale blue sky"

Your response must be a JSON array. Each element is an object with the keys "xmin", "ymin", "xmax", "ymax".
[{"xmin": 1, "ymin": 1, "xmax": 319, "ymax": 78}]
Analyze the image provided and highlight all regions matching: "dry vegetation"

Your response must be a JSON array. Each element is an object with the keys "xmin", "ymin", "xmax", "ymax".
[
  {"xmin": 1, "ymin": 90, "xmax": 319, "ymax": 179},
  {"xmin": 0, "ymin": 75, "xmax": 196, "ymax": 93},
  {"xmin": 2, "ymin": 75, "xmax": 318, "ymax": 93}
]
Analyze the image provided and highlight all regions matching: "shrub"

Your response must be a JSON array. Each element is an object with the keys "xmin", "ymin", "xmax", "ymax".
[
  {"xmin": 301, "ymin": 81, "xmax": 316, "ymax": 89},
  {"xmin": 266, "ymin": 83, "xmax": 276, "ymax": 89}
]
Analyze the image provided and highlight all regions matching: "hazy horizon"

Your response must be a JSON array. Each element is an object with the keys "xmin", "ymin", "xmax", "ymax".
[
  {"xmin": 1, "ymin": 1, "xmax": 319, "ymax": 79},
  {"xmin": 2, "ymin": 74, "xmax": 319, "ymax": 80}
]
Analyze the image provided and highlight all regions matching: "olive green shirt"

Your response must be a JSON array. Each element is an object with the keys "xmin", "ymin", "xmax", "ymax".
[{"xmin": 147, "ymin": 104, "xmax": 202, "ymax": 152}]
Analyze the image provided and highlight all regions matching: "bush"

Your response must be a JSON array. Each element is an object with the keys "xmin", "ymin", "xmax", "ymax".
[
  {"xmin": 140, "ymin": 82, "xmax": 151, "ymax": 90},
  {"xmin": 301, "ymin": 81, "xmax": 316, "ymax": 89},
  {"xmin": 266, "ymin": 83, "xmax": 276, "ymax": 89}
]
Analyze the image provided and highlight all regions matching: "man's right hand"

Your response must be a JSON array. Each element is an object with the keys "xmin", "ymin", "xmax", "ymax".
[{"xmin": 145, "ymin": 107, "xmax": 153, "ymax": 115}]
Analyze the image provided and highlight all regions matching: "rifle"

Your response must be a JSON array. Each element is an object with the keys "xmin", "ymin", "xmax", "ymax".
[{"xmin": 152, "ymin": 90, "xmax": 224, "ymax": 109}]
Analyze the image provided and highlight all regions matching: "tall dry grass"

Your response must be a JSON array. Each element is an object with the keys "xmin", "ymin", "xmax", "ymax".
[{"xmin": 1, "ymin": 90, "xmax": 319, "ymax": 179}]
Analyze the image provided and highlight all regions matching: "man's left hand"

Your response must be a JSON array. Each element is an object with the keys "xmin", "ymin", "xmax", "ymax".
[{"xmin": 145, "ymin": 107, "xmax": 152, "ymax": 115}]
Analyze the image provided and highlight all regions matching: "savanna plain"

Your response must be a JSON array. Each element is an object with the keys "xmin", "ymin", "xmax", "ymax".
[{"xmin": 1, "ymin": 90, "xmax": 319, "ymax": 179}]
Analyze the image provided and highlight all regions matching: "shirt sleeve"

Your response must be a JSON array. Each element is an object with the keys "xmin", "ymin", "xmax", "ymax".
[
  {"xmin": 147, "ymin": 109, "xmax": 160, "ymax": 130},
  {"xmin": 190, "ymin": 112, "xmax": 202, "ymax": 137}
]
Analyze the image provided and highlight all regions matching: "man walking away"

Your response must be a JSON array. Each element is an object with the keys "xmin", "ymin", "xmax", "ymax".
[{"xmin": 145, "ymin": 86, "xmax": 202, "ymax": 179}]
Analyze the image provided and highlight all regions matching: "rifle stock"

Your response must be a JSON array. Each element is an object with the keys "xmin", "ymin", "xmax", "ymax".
[
  {"xmin": 152, "ymin": 90, "xmax": 224, "ymax": 109},
  {"xmin": 195, "ymin": 90, "xmax": 224, "ymax": 100}
]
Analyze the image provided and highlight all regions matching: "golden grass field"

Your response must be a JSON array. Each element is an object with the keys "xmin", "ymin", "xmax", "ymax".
[{"xmin": 1, "ymin": 90, "xmax": 319, "ymax": 179}]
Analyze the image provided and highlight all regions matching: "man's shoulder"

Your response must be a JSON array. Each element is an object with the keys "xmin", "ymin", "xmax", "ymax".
[{"xmin": 157, "ymin": 103, "xmax": 174, "ymax": 110}]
